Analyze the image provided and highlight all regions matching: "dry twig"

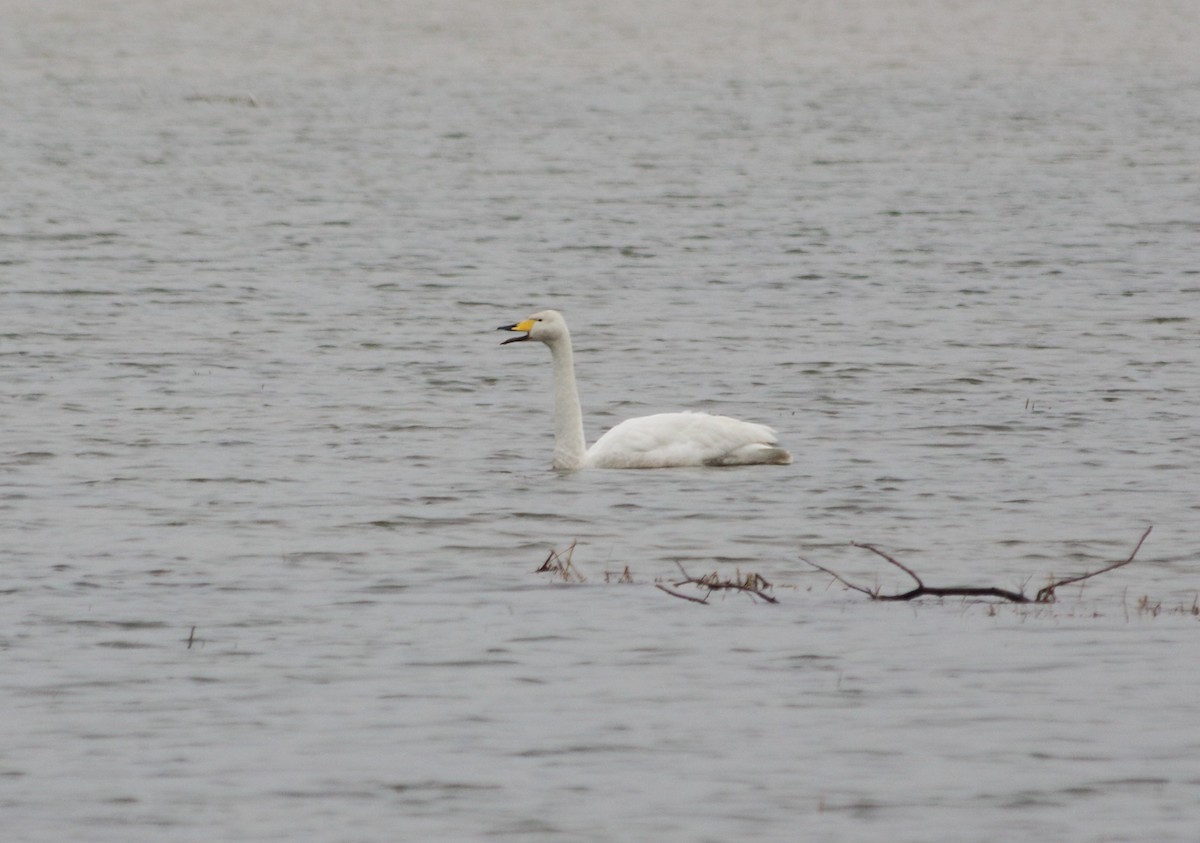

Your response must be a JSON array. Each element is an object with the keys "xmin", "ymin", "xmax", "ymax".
[{"xmin": 657, "ymin": 561, "xmax": 778, "ymax": 605}]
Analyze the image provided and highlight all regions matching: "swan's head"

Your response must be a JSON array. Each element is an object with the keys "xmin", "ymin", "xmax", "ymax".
[{"xmin": 498, "ymin": 310, "xmax": 568, "ymax": 346}]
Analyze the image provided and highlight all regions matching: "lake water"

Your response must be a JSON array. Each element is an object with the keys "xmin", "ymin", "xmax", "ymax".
[{"xmin": 3, "ymin": 1, "xmax": 1199, "ymax": 840}]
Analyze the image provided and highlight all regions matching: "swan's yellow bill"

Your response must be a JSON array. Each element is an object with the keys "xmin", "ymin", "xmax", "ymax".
[{"xmin": 498, "ymin": 319, "xmax": 535, "ymax": 344}]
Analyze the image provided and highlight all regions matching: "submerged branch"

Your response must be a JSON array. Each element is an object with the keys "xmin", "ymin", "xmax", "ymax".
[
  {"xmin": 804, "ymin": 527, "xmax": 1152, "ymax": 604},
  {"xmin": 655, "ymin": 583, "xmax": 711, "ymax": 604}
]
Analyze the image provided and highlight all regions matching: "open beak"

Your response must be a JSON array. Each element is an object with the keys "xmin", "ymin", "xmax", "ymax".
[{"xmin": 498, "ymin": 319, "xmax": 534, "ymax": 345}]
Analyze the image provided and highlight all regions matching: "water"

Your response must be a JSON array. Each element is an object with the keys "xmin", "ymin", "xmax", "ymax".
[{"xmin": 3, "ymin": 1, "xmax": 1200, "ymax": 840}]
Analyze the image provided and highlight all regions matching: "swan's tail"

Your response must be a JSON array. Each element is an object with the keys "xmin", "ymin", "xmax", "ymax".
[{"xmin": 706, "ymin": 444, "xmax": 793, "ymax": 467}]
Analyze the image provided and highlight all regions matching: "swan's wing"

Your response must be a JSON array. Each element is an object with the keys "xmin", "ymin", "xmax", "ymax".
[{"xmin": 585, "ymin": 411, "xmax": 791, "ymax": 468}]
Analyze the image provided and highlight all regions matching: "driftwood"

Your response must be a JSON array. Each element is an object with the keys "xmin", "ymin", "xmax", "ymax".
[
  {"xmin": 657, "ymin": 562, "xmax": 778, "ymax": 605},
  {"xmin": 804, "ymin": 526, "xmax": 1152, "ymax": 603}
]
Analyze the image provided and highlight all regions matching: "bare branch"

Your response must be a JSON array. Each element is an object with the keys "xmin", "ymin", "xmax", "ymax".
[
  {"xmin": 840, "ymin": 543, "xmax": 1026, "ymax": 601},
  {"xmin": 800, "ymin": 556, "xmax": 878, "ymax": 598},
  {"xmin": 1035, "ymin": 526, "xmax": 1152, "ymax": 603},
  {"xmin": 806, "ymin": 527, "xmax": 1152, "ymax": 604},
  {"xmin": 850, "ymin": 542, "xmax": 925, "ymax": 588}
]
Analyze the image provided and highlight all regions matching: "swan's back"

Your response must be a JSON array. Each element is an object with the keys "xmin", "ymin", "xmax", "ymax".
[{"xmin": 584, "ymin": 411, "xmax": 792, "ymax": 469}]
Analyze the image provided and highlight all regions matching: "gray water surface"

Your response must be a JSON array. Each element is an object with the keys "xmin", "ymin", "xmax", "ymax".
[{"xmin": 4, "ymin": 2, "xmax": 1200, "ymax": 841}]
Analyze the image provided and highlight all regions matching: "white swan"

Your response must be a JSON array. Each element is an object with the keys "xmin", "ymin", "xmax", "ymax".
[{"xmin": 498, "ymin": 310, "xmax": 792, "ymax": 470}]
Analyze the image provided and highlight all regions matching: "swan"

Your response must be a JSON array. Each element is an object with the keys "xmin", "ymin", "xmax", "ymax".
[{"xmin": 498, "ymin": 310, "xmax": 792, "ymax": 470}]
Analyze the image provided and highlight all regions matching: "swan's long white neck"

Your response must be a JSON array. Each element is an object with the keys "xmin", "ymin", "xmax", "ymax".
[{"xmin": 546, "ymin": 331, "xmax": 588, "ymax": 470}]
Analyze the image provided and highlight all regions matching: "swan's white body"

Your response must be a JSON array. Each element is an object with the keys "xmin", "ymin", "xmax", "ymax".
[{"xmin": 499, "ymin": 310, "xmax": 792, "ymax": 470}]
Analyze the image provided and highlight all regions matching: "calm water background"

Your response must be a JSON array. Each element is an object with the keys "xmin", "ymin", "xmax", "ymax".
[{"xmin": 3, "ymin": 1, "xmax": 1199, "ymax": 840}]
